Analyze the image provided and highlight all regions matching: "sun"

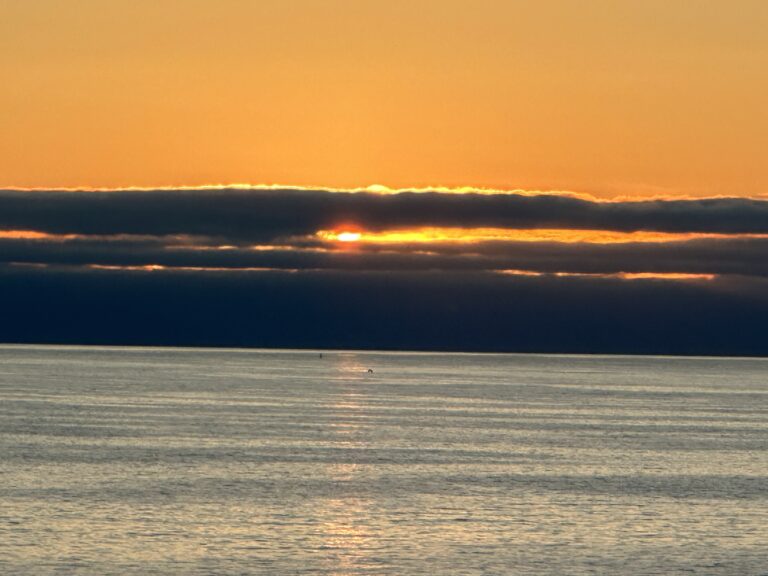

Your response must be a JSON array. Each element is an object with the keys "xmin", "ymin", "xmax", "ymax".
[{"xmin": 337, "ymin": 231, "xmax": 362, "ymax": 242}]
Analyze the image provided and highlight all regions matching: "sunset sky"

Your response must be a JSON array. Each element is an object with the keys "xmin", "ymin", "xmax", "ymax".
[
  {"xmin": 2, "ymin": 1, "xmax": 768, "ymax": 354},
  {"xmin": 3, "ymin": 0, "xmax": 767, "ymax": 195}
]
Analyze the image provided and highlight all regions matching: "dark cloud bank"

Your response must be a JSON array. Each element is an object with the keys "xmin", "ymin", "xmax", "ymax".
[
  {"xmin": 2, "ymin": 187, "xmax": 768, "ymax": 237},
  {"xmin": 2, "ymin": 266, "xmax": 767, "ymax": 356},
  {"xmin": 2, "ymin": 235, "xmax": 768, "ymax": 277},
  {"xmin": 2, "ymin": 187, "xmax": 768, "ymax": 356}
]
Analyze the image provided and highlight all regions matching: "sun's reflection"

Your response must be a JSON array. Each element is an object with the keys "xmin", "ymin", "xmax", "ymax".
[
  {"xmin": 326, "ymin": 353, "xmax": 370, "ymax": 439},
  {"xmin": 317, "ymin": 353, "xmax": 380, "ymax": 575},
  {"xmin": 319, "ymin": 495, "xmax": 380, "ymax": 576},
  {"xmin": 330, "ymin": 352, "xmax": 372, "ymax": 381}
]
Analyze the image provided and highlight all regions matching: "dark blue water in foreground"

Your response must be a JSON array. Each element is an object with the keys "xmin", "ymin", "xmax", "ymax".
[{"xmin": 1, "ymin": 345, "xmax": 767, "ymax": 575}]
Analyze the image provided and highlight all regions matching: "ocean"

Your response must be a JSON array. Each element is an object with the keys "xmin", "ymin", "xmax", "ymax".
[{"xmin": 1, "ymin": 345, "xmax": 766, "ymax": 575}]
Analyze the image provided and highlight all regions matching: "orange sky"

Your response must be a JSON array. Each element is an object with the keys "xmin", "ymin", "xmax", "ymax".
[{"xmin": 2, "ymin": 0, "xmax": 767, "ymax": 196}]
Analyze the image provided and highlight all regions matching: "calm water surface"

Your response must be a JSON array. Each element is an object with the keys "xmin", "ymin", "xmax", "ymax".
[{"xmin": 1, "ymin": 345, "xmax": 767, "ymax": 575}]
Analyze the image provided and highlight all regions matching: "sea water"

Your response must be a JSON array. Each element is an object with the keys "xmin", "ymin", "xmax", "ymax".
[{"xmin": 1, "ymin": 345, "xmax": 767, "ymax": 575}]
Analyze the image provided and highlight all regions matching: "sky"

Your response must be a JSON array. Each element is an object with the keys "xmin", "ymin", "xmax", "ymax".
[
  {"xmin": 3, "ymin": 0, "xmax": 768, "ymax": 195},
  {"xmin": 2, "ymin": 1, "xmax": 768, "ymax": 354}
]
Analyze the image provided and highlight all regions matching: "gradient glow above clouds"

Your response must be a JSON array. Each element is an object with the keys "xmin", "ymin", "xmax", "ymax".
[{"xmin": 2, "ymin": 0, "xmax": 768, "ymax": 195}]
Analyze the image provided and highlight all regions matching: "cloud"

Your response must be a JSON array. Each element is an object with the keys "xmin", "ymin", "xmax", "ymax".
[
  {"xmin": 2, "ymin": 187, "xmax": 768, "ymax": 240},
  {"xmin": 3, "ymin": 186, "xmax": 768, "ymax": 354},
  {"xmin": 2, "ymin": 265, "xmax": 768, "ymax": 355},
  {"xmin": 2, "ymin": 235, "xmax": 768, "ymax": 278}
]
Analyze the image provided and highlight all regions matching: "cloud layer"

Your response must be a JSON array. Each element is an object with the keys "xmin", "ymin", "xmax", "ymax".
[
  {"xmin": 2, "ymin": 186, "xmax": 768, "ymax": 354},
  {"xmin": 2, "ymin": 266, "xmax": 767, "ymax": 356},
  {"xmin": 3, "ymin": 187, "xmax": 768, "ymax": 239},
  {"xmin": 1, "ymin": 235, "xmax": 768, "ymax": 278}
]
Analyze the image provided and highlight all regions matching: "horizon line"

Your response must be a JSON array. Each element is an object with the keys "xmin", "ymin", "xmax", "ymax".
[{"xmin": 1, "ymin": 340, "xmax": 767, "ymax": 361}]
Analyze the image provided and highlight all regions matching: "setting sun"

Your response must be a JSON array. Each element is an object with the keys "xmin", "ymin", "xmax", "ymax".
[{"xmin": 336, "ymin": 232, "xmax": 362, "ymax": 243}]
